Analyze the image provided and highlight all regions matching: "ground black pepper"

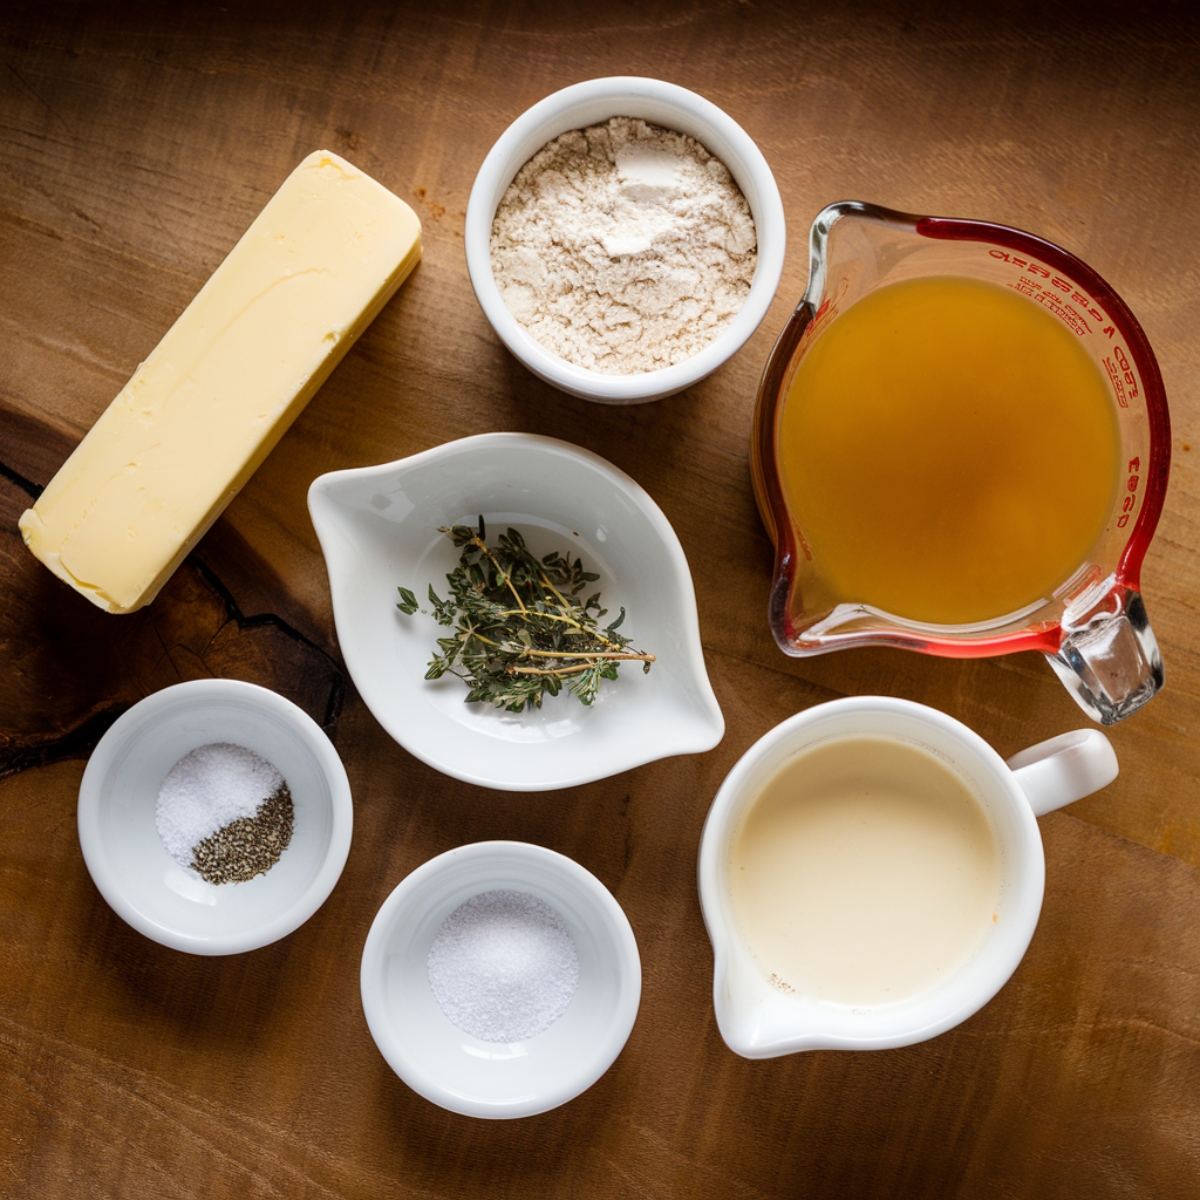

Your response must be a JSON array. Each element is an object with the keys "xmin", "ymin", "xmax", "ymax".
[{"xmin": 190, "ymin": 784, "xmax": 295, "ymax": 885}]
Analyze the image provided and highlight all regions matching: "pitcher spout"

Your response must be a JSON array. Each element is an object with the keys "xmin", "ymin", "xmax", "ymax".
[{"xmin": 712, "ymin": 942, "xmax": 821, "ymax": 1059}]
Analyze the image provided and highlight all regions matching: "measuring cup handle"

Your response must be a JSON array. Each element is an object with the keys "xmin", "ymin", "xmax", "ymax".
[
  {"xmin": 1044, "ymin": 588, "xmax": 1164, "ymax": 726},
  {"xmin": 1006, "ymin": 729, "xmax": 1118, "ymax": 816}
]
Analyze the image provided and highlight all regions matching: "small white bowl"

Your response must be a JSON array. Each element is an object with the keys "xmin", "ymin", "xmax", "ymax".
[
  {"xmin": 465, "ymin": 76, "xmax": 787, "ymax": 404},
  {"xmin": 360, "ymin": 841, "xmax": 641, "ymax": 1119},
  {"xmin": 78, "ymin": 679, "xmax": 353, "ymax": 955},
  {"xmin": 308, "ymin": 433, "xmax": 725, "ymax": 791}
]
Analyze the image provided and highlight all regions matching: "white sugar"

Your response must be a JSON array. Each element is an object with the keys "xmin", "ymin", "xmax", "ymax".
[
  {"xmin": 155, "ymin": 742, "xmax": 284, "ymax": 870},
  {"xmin": 427, "ymin": 889, "xmax": 580, "ymax": 1043}
]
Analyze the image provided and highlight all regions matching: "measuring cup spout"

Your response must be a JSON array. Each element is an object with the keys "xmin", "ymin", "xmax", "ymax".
[{"xmin": 1046, "ymin": 587, "xmax": 1163, "ymax": 725}]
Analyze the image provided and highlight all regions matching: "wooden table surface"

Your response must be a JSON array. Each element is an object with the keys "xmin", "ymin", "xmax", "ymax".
[{"xmin": 2, "ymin": 2, "xmax": 1198, "ymax": 1197}]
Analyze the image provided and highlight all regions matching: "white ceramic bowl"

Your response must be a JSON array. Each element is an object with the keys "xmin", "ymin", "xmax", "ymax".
[
  {"xmin": 77, "ymin": 679, "xmax": 353, "ymax": 955},
  {"xmin": 360, "ymin": 841, "xmax": 641, "ymax": 1119},
  {"xmin": 465, "ymin": 76, "xmax": 787, "ymax": 403},
  {"xmin": 308, "ymin": 433, "xmax": 725, "ymax": 791}
]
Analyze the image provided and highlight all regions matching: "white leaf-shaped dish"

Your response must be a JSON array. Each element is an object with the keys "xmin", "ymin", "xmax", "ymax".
[{"xmin": 308, "ymin": 433, "xmax": 724, "ymax": 790}]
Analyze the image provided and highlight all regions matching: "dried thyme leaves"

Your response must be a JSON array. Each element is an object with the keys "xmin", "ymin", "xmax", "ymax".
[
  {"xmin": 190, "ymin": 784, "xmax": 295, "ymax": 885},
  {"xmin": 397, "ymin": 518, "xmax": 654, "ymax": 713}
]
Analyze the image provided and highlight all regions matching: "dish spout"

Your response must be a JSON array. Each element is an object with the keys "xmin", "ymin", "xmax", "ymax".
[{"xmin": 710, "ymin": 927, "xmax": 826, "ymax": 1058}]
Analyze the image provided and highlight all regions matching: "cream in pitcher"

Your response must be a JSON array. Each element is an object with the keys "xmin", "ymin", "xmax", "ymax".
[
  {"xmin": 729, "ymin": 734, "xmax": 1002, "ymax": 1007},
  {"xmin": 698, "ymin": 698, "xmax": 1119, "ymax": 1058}
]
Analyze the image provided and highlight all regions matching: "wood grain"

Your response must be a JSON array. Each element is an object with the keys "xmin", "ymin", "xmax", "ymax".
[
  {"xmin": 0, "ymin": 474, "xmax": 344, "ymax": 778},
  {"xmin": 1, "ymin": 1, "xmax": 1198, "ymax": 1196}
]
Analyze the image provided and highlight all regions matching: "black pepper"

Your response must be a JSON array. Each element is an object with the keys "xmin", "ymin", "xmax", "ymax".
[{"xmin": 190, "ymin": 784, "xmax": 295, "ymax": 885}]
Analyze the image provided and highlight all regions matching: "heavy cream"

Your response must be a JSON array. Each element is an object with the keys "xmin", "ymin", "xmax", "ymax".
[{"xmin": 729, "ymin": 735, "xmax": 1001, "ymax": 1007}]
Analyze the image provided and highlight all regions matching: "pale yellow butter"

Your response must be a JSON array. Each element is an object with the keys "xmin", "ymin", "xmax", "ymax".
[{"xmin": 20, "ymin": 150, "xmax": 421, "ymax": 613}]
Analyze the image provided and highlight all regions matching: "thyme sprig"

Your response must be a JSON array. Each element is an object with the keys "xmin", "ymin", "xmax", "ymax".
[{"xmin": 397, "ymin": 518, "xmax": 654, "ymax": 712}]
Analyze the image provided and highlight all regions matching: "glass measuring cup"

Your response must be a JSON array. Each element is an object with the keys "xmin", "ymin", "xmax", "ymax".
[{"xmin": 751, "ymin": 203, "xmax": 1170, "ymax": 725}]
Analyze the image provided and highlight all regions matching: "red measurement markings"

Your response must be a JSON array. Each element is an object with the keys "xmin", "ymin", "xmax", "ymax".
[
  {"xmin": 1104, "ymin": 356, "xmax": 1128, "ymax": 407},
  {"xmin": 1101, "ymin": 344, "xmax": 1140, "ymax": 412},
  {"xmin": 1012, "ymin": 278, "xmax": 1092, "ymax": 335},
  {"xmin": 995, "ymin": 247, "xmax": 1139, "ymax": 414},
  {"xmin": 989, "ymin": 249, "xmax": 1115, "ymax": 338},
  {"xmin": 1118, "ymin": 456, "xmax": 1140, "ymax": 529}
]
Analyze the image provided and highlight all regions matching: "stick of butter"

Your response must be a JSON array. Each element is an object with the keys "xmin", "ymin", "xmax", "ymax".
[{"xmin": 19, "ymin": 149, "xmax": 421, "ymax": 614}]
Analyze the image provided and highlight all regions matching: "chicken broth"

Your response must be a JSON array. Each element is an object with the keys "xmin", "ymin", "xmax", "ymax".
[{"xmin": 778, "ymin": 276, "xmax": 1120, "ymax": 625}]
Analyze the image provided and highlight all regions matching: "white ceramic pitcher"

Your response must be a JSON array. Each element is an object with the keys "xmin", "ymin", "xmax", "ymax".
[{"xmin": 698, "ymin": 697, "xmax": 1118, "ymax": 1058}]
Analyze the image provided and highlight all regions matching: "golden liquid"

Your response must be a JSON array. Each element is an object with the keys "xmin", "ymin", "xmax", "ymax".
[
  {"xmin": 729, "ymin": 736, "xmax": 1001, "ymax": 1007},
  {"xmin": 779, "ymin": 277, "xmax": 1120, "ymax": 624}
]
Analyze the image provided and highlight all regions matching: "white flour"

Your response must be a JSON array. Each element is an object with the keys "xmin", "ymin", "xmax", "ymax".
[{"xmin": 490, "ymin": 117, "xmax": 757, "ymax": 375}]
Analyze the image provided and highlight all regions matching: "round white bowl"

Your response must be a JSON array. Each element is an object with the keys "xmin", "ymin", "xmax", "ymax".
[
  {"xmin": 465, "ymin": 75, "xmax": 786, "ymax": 404},
  {"xmin": 78, "ymin": 679, "xmax": 353, "ymax": 955},
  {"xmin": 360, "ymin": 841, "xmax": 641, "ymax": 1119},
  {"xmin": 308, "ymin": 432, "xmax": 725, "ymax": 791}
]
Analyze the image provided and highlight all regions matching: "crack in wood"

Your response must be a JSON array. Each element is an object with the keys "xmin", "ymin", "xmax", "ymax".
[
  {"xmin": 1, "ymin": 465, "xmax": 345, "ymax": 779},
  {"xmin": 0, "ymin": 458, "xmax": 42, "ymax": 500}
]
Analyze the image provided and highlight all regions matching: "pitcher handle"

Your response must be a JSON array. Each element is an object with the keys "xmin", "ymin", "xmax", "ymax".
[
  {"xmin": 1006, "ymin": 728, "xmax": 1118, "ymax": 816},
  {"xmin": 1044, "ymin": 588, "xmax": 1164, "ymax": 726}
]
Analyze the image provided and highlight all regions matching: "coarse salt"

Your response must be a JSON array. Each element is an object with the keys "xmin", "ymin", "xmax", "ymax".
[
  {"xmin": 155, "ymin": 742, "xmax": 285, "ymax": 871},
  {"xmin": 427, "ymin": 889, "xmax": 580, "ymax": 1043}
]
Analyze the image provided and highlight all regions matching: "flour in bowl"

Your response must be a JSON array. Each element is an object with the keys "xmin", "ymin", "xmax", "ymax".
[{"xmin": 490, "ymin": 117, "xmax": 757, "ymax": 375}]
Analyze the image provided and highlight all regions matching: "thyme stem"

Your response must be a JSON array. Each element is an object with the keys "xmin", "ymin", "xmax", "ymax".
[
  {"xmin": 397, "ymin": 520, "xmax": 653, "ymax": 712},
  {"xmin": 471, "ymin": 535, "xmax": 527, "ymax": 615},
  {"xmin": 510, "ymin": 648, "xmax": 656, "ymax": 662}
]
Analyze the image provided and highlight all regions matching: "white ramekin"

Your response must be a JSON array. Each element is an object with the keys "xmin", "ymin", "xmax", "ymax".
[
  {"xmin": 360, "ymin": 841, "xmax": 641, "ymax": 1118},
  {"xmin": 78, "ymin": 679, "xmax": 353, "ymax": 956},
  {"xmin": 465, "ymin": 76, "xmax": 786, "ymax": 404}
]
